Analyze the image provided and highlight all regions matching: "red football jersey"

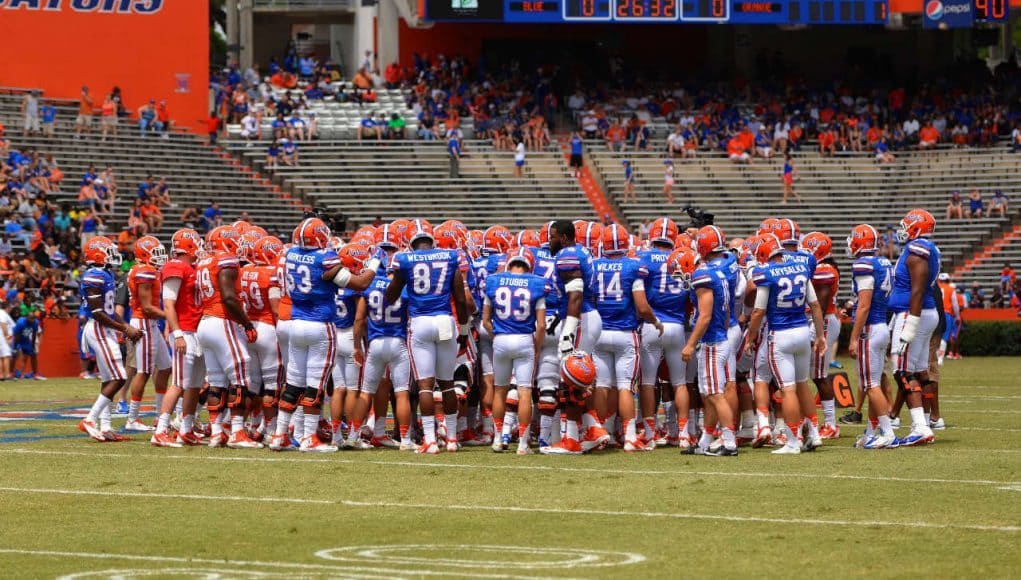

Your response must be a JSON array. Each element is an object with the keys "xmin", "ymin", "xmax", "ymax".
[
  {"xmin": 128, "ymin": 263, "xmax": 162, "ymax": 319},
  {"xmin": 813, "ymin": 262, "xmax": 839, "ymax": 316},
  {"xmin": 276, "ymin": 252, "xmax": 291, "ymax": 321},
  {"xmin": 196, "ymin": 250, "xmax": 241, "ymax": 319},
  {"xmin": 161, "ymin": 258, "xmax": 200, "ymax": 332},
  {"xmin": 240, "ymin": 263, "xmax": 278, "ymax": 325}
]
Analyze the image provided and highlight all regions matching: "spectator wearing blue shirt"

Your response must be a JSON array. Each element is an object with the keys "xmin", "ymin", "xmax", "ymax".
[
  {"xmin": 12, "ymin": 309, "xmax": 44, "ymax": 380},
  {"xmin": 448, "ymin": 133, "xmax": 461, "ymax": 178},
  {"xmin": 875, "ymin": 137, "xmax": 895, "ymax": 164},
  {"xmin": 968, "ymin": 189, "xmax": 984, "ymax": 219},
  {"xmin": 266, "ymin": 140, "xmax": 281, "ymax": 169},
  {"xmin": 137, "ymin": 175, "xmax": 155, "ymax": 201},
  {"xmin": 40, "ymin": 104, "xmax": 57, "ymax": 137},
  {"xmin": 280, "ymin": 138, "xmax": 299, "ymax": 166},
  {"xmin": 271, "ymin": 113, "xmax": 288, "ymax": 139},
  {"xmin": 569, "ymin": 132, "xmax": 584, "ymax": 177},
  {"xmin": 358, "ymin": 112, "xmax": 381, "ymax": 141},
  {"xmin": 202, "ymin": 201, "xmax": 222, "ymax": 231}
]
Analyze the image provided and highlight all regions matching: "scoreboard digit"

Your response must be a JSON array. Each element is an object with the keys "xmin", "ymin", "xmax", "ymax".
[
  {"xmin": 564, "ymin": 0, "xmax": 613, "ymax": 19},
  {"xmin": 974, "ymin": 0, "xmax": 1009, "ymax": 22},
  {"xmin": 616, "ymin": 0, "xmax": 680, "ymax": 20},
  {"xmin": 681, "ymin": 0, "xmax": 729, "ymax": 21}
]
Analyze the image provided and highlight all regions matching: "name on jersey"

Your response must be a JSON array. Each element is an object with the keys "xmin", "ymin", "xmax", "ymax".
[
  {"xmin": 289, "ymin": 253, "xmax": 317, "ymax": 264},
  {"xmin": 773, "ymin": 264, "xmax": 808, "ymax": 276},
  {"xmin": 596, "ymin": 262, "xmax": 625, "ymax": 271},
  {"xmin": 499, "ymin": 277, "xmax": 530, "ymax": 288},
  {"xmin": 405, "ymin": 251, "xmax": 450, "ymax": 262},
  {"xmin": 1, "ymin": 0, "xmax": 163, "ymax": 13},
  {"xmin": 241, "ymin": 270, "xmax": 260, "ymax": 281}
]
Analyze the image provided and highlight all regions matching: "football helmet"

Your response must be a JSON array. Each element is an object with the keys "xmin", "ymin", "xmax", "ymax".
[
  {"xmin": 539, "ymin": 220, "xmax": 555, "ymax": 247},
  {"xmin": 561, "ymin": 351, "xmax": 597, "ymax": 404},
  {"xmin": 206, "ymin": 225, "xmax": 242, "ymax": 255},
  {"xmin": 232, "ymin": 220, "xmax": 252, "ymax": 236},
  {"xmin": 84, "ymin": 236, "xmax": 121, "ymax": 267},
  {"xmin": 483, "ymin": 225, "xmax": 512, "ymax": 254},
  {"xmin": 514, "ymin": 229, "xmax": 540, "ymax": 249},
  {"xmin": 695, "ymin": 225, "xmax": 726, "ymax": 259},
  {"xmin": 758, "ymin": 217, "xmax": 780, "ymax": 236},
  {"xmin": 134, "ymin": 235, "xmax": 167, "ymax": 267},
  {"xmin": 338, "ymin": 243, "xmax": 371, "ymax": 274},
  {"xmin": 773, "ymin": 218, "xmax": 801, "ymax": 247},
  {"xmin": 406, "ymin": 218, "xmax": 434, "ymax": 246},
  {"xmin": 648, "ymin": 217, "xmax": 679, "ymax": 246},
  {"xmin": 171, "ymin": 228, "xmax": 203, "ymax": 258},
  {"xmin": 253, "ymin": 236, "xmax": 284, "ymax": 266},
  {"xmin": 896, "ymin": 209, "xmax": 936, "ymax": 243},
  {"xmin": 800, "ymin": 231, "xmax": 833, "ymax": 261},
  {"xmin": 674, "ymin": 232, "xmax": 695, "ymax": 251},
  {"xmin": 505, "ymin": 247, "xmax": 535, "ymax": 272},
  {"xmin": 847, "ymin": 224, "xmax": 880, "ymax": 257},
  {"xmin": 296, "ymin": 217, "xmax": 330, "ymax": 250},
  {"xmin": 755, "ymin": 233, "xmax": 784, "ymax": 264},
  {"xmin": 600, "ymin": 223, "xmax": 630, "ymax": 256},
  {"xmin": 374, "ymin": 224, "xmax": 402, "ymax": 251},
  {"xmin": 667, "ymin": 247, "xmax": 698, "ymax": 287},
  {"xmin": 578, "ymin": 222, "xmax": 603, "ymax": 256}
]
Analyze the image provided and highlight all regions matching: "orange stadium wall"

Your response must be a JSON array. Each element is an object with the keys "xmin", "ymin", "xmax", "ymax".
[
  {"xmin": 0, "ymin": 0, "xmax": 209, "ymax": 132},
  {"xmin": 37, "ymin": 319, "xmax": 83, "ymax": 378}
]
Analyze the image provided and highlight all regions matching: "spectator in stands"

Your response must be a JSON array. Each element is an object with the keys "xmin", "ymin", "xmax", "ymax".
[
  {"xmin": 513, "ymin": 138, "xmax": 526, "ymax": 179},
  {"xmin": 946, "ymin": 191, "xmax": 964, "ymax": 220},
  {"xmin": 203, "ymin": 201, "xmax": 223, "ymax": 231},
  {"xmin": 633, "ymin": 121, "xmax": 651, "ymax": 151},
  {"xmin": 727, "ymin": 134, "xmax": 750, "ymax": 164},
  {"xmin": 281, "ymin": 138, "xmax": 299, "ymax": 166},
  {"xmin": 76, "ymin": 86, "xmax": 94, "ymax": 138},
  {"xmin": 358, "ymin": 112, "xmax": 381, "ymax": 141},
  {"xmin": 448, "ymin": 132, "xmax": 461, "ymax": 179},
  {"xmin": 78, "ymin": 178, "xmax": 99, "ymax": 210},
  {"xmin": 384, "ymin": 61, "xmax": 402, "ymax": 89},
  {"xmin": 271, "ymin": 113, "xmax": 288, "ymax": 140},
  {"xmin": 1012, "ymin": 124, "xmax": 1021, "ymax": 153},
  {"xmin": 818, "ymin": 125, "xmax": 836, "ymax": 157},
  {"xmin": 21, "ymin": 91, "xmax": 40, "ymax": 137},
  {"xmin": 968, "ymin": 282, "xmax": 985, "ymax": 308},
  {"xmin": 180, "ymin": 206, "xmax": 200, "ymax": 230},
  {"xmin": 353, "ymin": 67, "xmax": 374, "ymax": 90},
  {"xmin": 663, "ymin": 159, "xmax": 675, "ymax": 205},
  {"xmin": 140, "ymin": 198, "xmax": 162, "ymax": 231},
  {"xmin": 990, "ymin": 287, "xmax": 1005, "ymax": 308},
  {"xmin": 606, "ymin": 120, "xmax": 626, "ymax": 153},
  {"xmin": 581, "ymin": 110, "xmax": 599, "ymax": 140},
  {"xmin": 79, "ymin": 207, "xmax": 101, "ymax": 247},
  {"xmin": 666, "ymin": 125, "xmax": 684, "ymax": 157},
  {"xmin": 569, "ymin": 132, "xmax": 584, "ymax": 178},
  {"xmin": 622, "ymin": 160, "xmax": 635, "ymax": 203},
  {"xmin": 138, "ymin": 99, "xmax": 163, "ymax": 137},
  {"xmin": 204, "ymin": 112, "xmax": 221, "ymax": 146},
  {"xmin": 151, "ymin": 177, "xmax": 172, "ymax": 208},
  {"xmin": 0, "ymin": 301, "xmax": 12, "ymax": 380},
  {"xmin": 387, "ymin": 113, "xmax": 407, "ymax": 140},
  {"xmin": 240, "ymin": 111, "xmax": 260, "ymax": 144},
  {"xmin": 288, "ymin": 113, "xmax": 309, "ymax": 141},
  {"xmin": 156, "ymin": 100, "xmax": 171, "ymax": 138},
  {"xmin": 990, "ymin": 190, "xmax": 1008, "ymax": 218},
  {"xmin": 753, "ymin": 129, "xmax": 773, "ymax": 160},
  {"xmin": 266, "ymin": 139, "xmax": 281, "ymax": 169},
  {"xmin": 918, "ymin": 121, "xmax": 939, "ymax": 150},
  {"xmin": 880, "ymin": 225, "xmax": 899, "ymax": 260},
  {"xmin": 902, "ymin": 114, "xmax": 920, "ymax": 146},
  {"xmin": 127, "ymin": 199, "xmax": 147, "ymax": 235},
  {"xmin": 967, "ymin": 189, "xmax": 984, "ymax": 219},
  {"xmin": 40, "ymin": 103, "xmax": 57, "ymax": 138},
  {"xmin": 417, "ymin": 111, "xmax": 438, "ymax": 141},
  {"xmin": 875, "ymin": 137, "xmax": 895, "ymax": 164},
  {"xmin": 1001, "ymin": 263, "xmax": 1016, "ymax": 296},
  {"xmin": 100, "ymin": 94, "xmax": 118, "ymax": 140}
]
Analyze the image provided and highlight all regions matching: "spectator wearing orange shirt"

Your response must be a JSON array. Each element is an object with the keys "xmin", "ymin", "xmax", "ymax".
[
  {"xmin": 727, "ymin": 135, "xmax": 750, "ymax": 164},
  {"xmin": 384, "ymin": 62, "xmax": 401, "ymax": 89},
  {"xmin": 353, "ymin": 67, "xmax": 374, "ymax": 90},
  {"xmin": 918, "ymin": 122, "xmax": 939, "ymax": 150},
  {"xmin": 156, "ymin": 100, "xmax": 171, "ymax": 139},
  {"xmin": 100, "ymin": 94, "xmax": 117, "ymax": 141},
  {"xmin": 866, "ymin": 125, "xmax": 884, "ymax": 149},
  {"xmin": 818, "ymin": 125, "xmax": 836, "ymax": 157},
  {"xmin": 75, "ymin": 86, "xmax": 94, "ymax": 138}
]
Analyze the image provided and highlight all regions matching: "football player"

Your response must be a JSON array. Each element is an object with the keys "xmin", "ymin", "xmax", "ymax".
[
  {"xmin": 78, "ymin": 236, "xmax": 142, "ymax": 441},
  {"xmin": 241, "ymin": 236, "xmax": 285, "ymax": 442},
  {"xmin": 592, "ymin": 224, "xmax": 662, "ymax": 452},
  {"xmin": 845, "ymin": 224, "xmax": 897, "ymax": 449},
  {"xmin": 386, "ymin": 220, "xmax": 471, "ymax": 454},
  {"xmin": 542, "ymin": 220, "xmax": 608, "ymax": 455},
  {"xmin": 273, "ymin": 217, "xmax": 377, "ymax": 452},
  {"xmin": 482, "ymin": 247, "xmax": 548, "ymax": 454},
  {"xmin": 745, "ymin": 234, "xmax": 827, "ymax": 455},
  {"xmin": 801, "ymin": 232, "xmax": 842, "ymax": 439},
  {"xmin": 471, "ymin": 225, "xmax": 512, "ymax": 441},
  {"xmin": 151, "ymin": 229, "xmax": 205, "ymax": 447},
  {"xmin": 124, "ymin": 236, "xmax": 171, "ymax": 433},
  {"xmin": 888, "ymin": 209, "xmax": 941, "ymax": 446},
  {"xmin": 683, "ymin": 226, "xmax": 739, "ymax": 456},
  {"xmin": 531, "ymin": 221, "xmax": 565, "ymax": 449}
]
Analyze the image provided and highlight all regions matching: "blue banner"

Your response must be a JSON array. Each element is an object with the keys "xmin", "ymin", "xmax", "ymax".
[{"xmin": 923, "ymin": 0, "xmax": 975, "ymax": 29}]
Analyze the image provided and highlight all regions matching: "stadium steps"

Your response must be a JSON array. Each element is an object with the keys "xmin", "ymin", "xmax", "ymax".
[
  {"xmin": 555, "ymin": 138, "xmax": 619, "ymax": 226},
  {"xmin": 953, "ymin": 223, "xmax": 1021, "ymax": 284},
  {"xmin": 222, "ymin": 139, "xmax": 593, "ymax": 230}
]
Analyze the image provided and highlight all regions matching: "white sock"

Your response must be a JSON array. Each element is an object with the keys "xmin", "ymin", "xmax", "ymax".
[
  {"xmin": 909, "ymin": 407, "xmax": 926, "ymax": 431},
  {"xmin": 374, "ymin": 414, "xmax": 388, "ymax": 438},
  {"xmin": 457, "ymin": 415, "xmax": 467, "ymax": 433},
  {"xmin": 664, "ymin": 402, "xmax": 677, "ymax": 436},
  {"xmin": 756, "ymin": 408, "xmax": 770, "ymax": 428},
  {"xmin": 303, "ymin": 410, "xmax": 320, "ymax": 442},
  {"xmin": 539, "ymin": 414, "xmax": 553, "ymax": 442},
  {"xmin": 722, "ymin": 427, "xmax": 736, "ymax": 449},
  {"xmin": 231, "ymin": 414, "xmax": 244, "ymax": 435},
  {"xmin": 624, "ymin": 418, "xmax": 637, "ymax": 443},
  {"xmin": 555, "ymin": 410, "xmax": 566, "ymax": 437},
  {"xmin": 565, "ymin": 419, "xmax": 580, "ymax": 441},
  {"xmin": 821, "ymin": 400, "xmax": 836, "ymax": 427},
  {"xmin": 688, "ymin": 410, "xmax": 699, "ymax": 435},
  {"xmin": 128, "ymin": 399, "xmax": 140, "ymax": 422},
  {"xmin": 878, "ymin": 415, "xmax": 893, "ymax": 437},
  {"xmin": 156, "ymin": 412, "xmax": 171, "ymax": 434},
  {"xmin": 87, "ymin": 394, "xmax": 111, "ymax": 423},
  {"xmin": 740, "ymin": 409, "xmax": 755, "ymax": 429},
  {"xmin": 275, "ymin": 410, "xmax": 292, "ymax": 437},
  {"xmin": 604, "ymin": 412, "xmax": 617, "ymax": 437},
  {"xmin": 175, "ymin": 398, "xmax": 183, "ymax": 415},
  {"xmin": 100, "ymin": 403, "xmax": 112, "ymax": 431},
  {"xmin": 444, "ymin": 413, "xmax": 458, "ymax": 442},
  {"xmin": 503, "ymin": 411, "xmax": 518, "ymax": 436},
  {"xmin": 292, "ymin": 407, "xmax": 305, "ymax": 440},
  {"xmin": 924, "ymin": 412, "xmax": 931, "ymax": 425},
  {"xmin": 154, "ymin": 393, "xmax": 164, "ymax": 417},
  {"xmin": 182, "ymin": 414, "xmax": 195, "ymax": 434},
  {"xmin": 422, "ymin": 415, "xmax": 436, "ymax": 444}
]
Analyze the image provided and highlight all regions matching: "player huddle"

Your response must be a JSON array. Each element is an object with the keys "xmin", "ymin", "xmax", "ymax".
[{"xmin": 75, "ymin": 207, "xmax": 943, "ymax": 456}]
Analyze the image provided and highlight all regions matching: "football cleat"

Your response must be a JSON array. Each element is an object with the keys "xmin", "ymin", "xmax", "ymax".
[
  {"xmin": 802, "ymin": 435, "xmax": 822, "ymax": 452},
  {"xmin": 78, "ymin": 419, "xmax": 105, "ymax": 442},
  {"xmin": 415, "ymin": 442, "xmax": 440, "ymax": 455},
  {"xmin": 540, "ymin": 437, "xmax": 582, "ymax": 455},
  {"xmin": 537, "ymin": 437, "xmax": 552, "ymax": 450},
  {"xmin": 705, "ymin": 445, "xmax": 738, "ymax": 457},
  {"xmin": 124, "ymin": 419, "xmax": 154, "ymax": 432},
  {"xmin": 864, "ymin": 434, "xmax": 896, "ymax": 449},
  {"xmin": 516, "ymin": 444, "xmax": 531, "ymax": 455},
  {"xmin": 637, "ymin": 433, "xmax": 657, "ymax": 450},
  {"xmin": 299, "ymin": 434, "xmax": 338, "ymax": 453},
  {"xmin": 818, "ymin": 425, "xmax": 840, "ymax": 439},
  {"xmin": 227, "ymin": 431, "xmax": 264, "ymax": 449},
  {"xmin": 370, "ymin": 435, "xmax": 400, "ymax": 448},
  {"xmin": 116, "ymin": 400, "xmax": 129, "ymax": 414},
  {"xmin": 445, "ymin": 441, "xmax": 460, "ymax": 453},
  {"xmin": 207, "ymin": 432, "xmax": 228, "ymax": 448},
  {"xmin": 100, "ymin": 431, "xmax": 129, "ymax": 442},
  {"xmin": 580, "ymin": 426, "xmax": 611, "ymax": 453},
  {"xmin": 898, "ymin": 431, "xmax": 934, "ymax": 447},
  {"xmin": 176, "ymin": 431, "xmax": 202, "ymax": 446},
  {"xmin": 751, "ymin": 426, "xmax": 772, "ymax": 448},
  {"xmin": 772, "ymin": 431, "xmax": 788, "ymax": 448},
  {"xmin": 676, "ymin": 436, "xmax": 691, "ymax": 451},
  {"xmin": 929, "ymin": 418, "xmax": 946, "ymax": 430},
  {"xmin": 399, "ymin": 441, "xmax": 417, "ymax": 451},
  {"xmin": 890, "ymin": 417, "xmax": 901, "ymax": 429},
  {"xmin": 150, "ymin": 432, "xmax": 182, "ymax": 448},
  {"xmin": 854, "ymin": 434, "xmax": 869, "ymax": 449},
  {"xmin": 839, "ymin": 410, "xmax": 863, "ymax": 424},
  {"xmin": 624, "ymin": 439, "xmax": 653, "ymax": 452},
  {"xmin": 436, "ymin": 424, "xmax": 448, "ymax": 444},
  {"xmin": 771, "ymin": 445, "xmax": 801, "ymax": 455},
  {"xmin": 735, "ymin": 427, "xmax": 755, "ymax": 445},
  {"xmin": 343, "ymin": 438, "xmax": 373, "ymax": 450},
  {"xmin": 458, "ymin": 429, "xmax": 488, "ymax": 447}
]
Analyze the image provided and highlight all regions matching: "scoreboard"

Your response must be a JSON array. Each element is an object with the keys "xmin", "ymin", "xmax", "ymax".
[{"xmin": 427, "ymin": 0, "xmax": 889, "ymax": 23}]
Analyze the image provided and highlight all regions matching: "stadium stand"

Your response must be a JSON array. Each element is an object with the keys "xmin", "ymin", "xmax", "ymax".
[
  {"xmin": 588, "ymin": 146, "xmax": 1020, "ymax": 285},
  {"xmin": 0, "ymin": 89, "xmax": 303, "ymax": 240}
]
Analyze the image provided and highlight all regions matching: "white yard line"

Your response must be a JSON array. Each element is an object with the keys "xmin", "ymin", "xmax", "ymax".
[{"xmin": 2, "ymin": 448, "xmax": 1020, "ymax": 487}]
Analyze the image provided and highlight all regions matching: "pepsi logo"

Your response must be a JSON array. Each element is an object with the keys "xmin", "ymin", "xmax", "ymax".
[{"xmin": 926, "ymin": 0, "xmax": 944, "ymax": 20}]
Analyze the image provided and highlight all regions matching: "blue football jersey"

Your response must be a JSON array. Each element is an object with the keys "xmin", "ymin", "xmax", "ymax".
[
  {"xmin": 393, "ymin": 248, "xmax": 460, "ymax": 317},
  {"xmin": 532, "ymin": 246, "xmax": 563, "ymax": 316},
  {"xmin": 554, "ymin": 243, "xmax": 596, "ymax": 316},
  {"xmin": 784, "ymin": 250, "xmax": 818, "ymax": 277},
  {"xmin": 593, "ymin": 256, "xmax": 644, "ymax": 331},
  {"xmin": 334, "ymin": 288, "xmax": 359, "ymax": 328},
  {"xmin": 711, "ymin": 252, "xmax": 742, "ymax": 327},
  {"xmin": 470, "ymin": 252, "xmax": 503, "ymax": 312},
  {"xmin": 286, "ymin": 246, "xmax": 340, "ymax": 323},
  {"xmin": 637, "ymin": 248, "xmax": 688, "ymax": 325},
  {"xmin": 363, "ymin": 273, "xmax": 408, "ymax": 341},
  {"xmin": 888, "ymin": 238, "xmax": 941, "ymax": 313},
  {"xmin": 851, "ymin": 255, "xmax": 894, "ymax": 325},
  {"xmin": 80, "ymin": 267, "xmax": 117, "ymax": 320},
  {"xmin": 690, "ymin": 262, "xmax": 731, "ymax": 343},
  {"xmin": 484, "ymin": 271, "xmax": 549, "ymax": 335},
  {"xmin": 752, "ymin": 261, "xmax": 812, "ymax": 331}
]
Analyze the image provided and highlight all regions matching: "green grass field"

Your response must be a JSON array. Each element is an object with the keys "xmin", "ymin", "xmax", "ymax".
[{"xmin": 0, "ymin": 356, "xmax": 1019, "ymax": 579}]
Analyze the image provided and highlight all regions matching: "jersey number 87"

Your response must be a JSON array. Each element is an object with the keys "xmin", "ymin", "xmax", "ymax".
[{"xmin": 412, "ymin": 261, "xmax": 448, "ymax": 295}]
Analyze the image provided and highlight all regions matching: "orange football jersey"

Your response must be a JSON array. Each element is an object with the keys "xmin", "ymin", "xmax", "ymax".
[
  {"xmin": 276, "ymin": 252, "xmax": 292, "ymax": 321},
  {"xmin": 128, "ymin": 263, "xmax": 162, "ymax": 319},
  {"xmin": 196, "ymin": 250, "xmax": 241, "ymax": 319},
  {"xmin": 240, "ymin": 263, "xmax": 279, "ymax": 325},
  {"xmin": 813, "ymin": 262, "xmax": 839, "ymax": 315}
]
